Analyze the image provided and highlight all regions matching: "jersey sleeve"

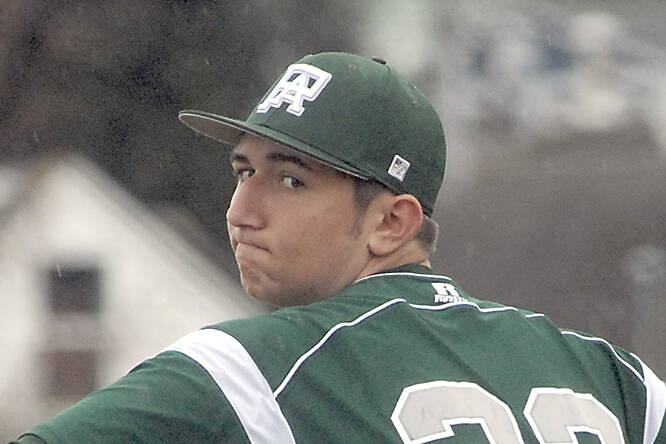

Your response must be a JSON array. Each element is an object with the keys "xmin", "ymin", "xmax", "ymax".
[
  {"xmin": 561, "ymin": 330, "xmax": 666, "ymax": 443},
  {"xmin": 25, "ymin": 350, "xmax": 250, "ymax": 443},
  {"xmin": 634, "ymin": 353, "xmax": 666, "ymax": 443}
]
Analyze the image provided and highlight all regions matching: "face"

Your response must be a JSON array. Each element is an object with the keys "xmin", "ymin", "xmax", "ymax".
[{"xmin": 226, "ymin": 134, "xmax": 373, "ymax": 306}]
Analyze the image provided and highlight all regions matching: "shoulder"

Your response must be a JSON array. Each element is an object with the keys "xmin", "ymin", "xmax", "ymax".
[{"xmin": 560, "ymin": 329, "xmax": 665, "ymax": 388}]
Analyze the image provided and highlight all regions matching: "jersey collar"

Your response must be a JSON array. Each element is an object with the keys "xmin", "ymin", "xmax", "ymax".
[
  {"xmin": 371, "ymin": 263, "xmax": 435, "ymax": 276},
  {"xmin": 355, "ymin": 263, "xmax": 450, "ymax": 285},
  {"xmin": 350, "ymin": 263, "xmax": 456, "ymax": 306}
]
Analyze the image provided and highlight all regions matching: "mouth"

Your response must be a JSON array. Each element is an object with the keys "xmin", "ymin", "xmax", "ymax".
[
  {"xmin": 232, "ymin": 236, "xmax": 269, "ymax": 253},
  {"xmin": 233, "ymin": 238, "xmax": 270, "ymax": 278}
]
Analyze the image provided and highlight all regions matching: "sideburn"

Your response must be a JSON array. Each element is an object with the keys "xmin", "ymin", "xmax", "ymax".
[{"xmin": 348, "ymin": 176, "xmax": 390, "ymax": 237}]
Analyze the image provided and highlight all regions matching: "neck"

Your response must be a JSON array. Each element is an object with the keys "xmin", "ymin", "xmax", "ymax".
[{"xmin": 356, "ymin": 241, "xmax": 430, "ymax": 281}]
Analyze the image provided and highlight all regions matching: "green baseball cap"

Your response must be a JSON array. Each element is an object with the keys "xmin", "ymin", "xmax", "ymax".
[{"xmin": 179, "ymin": 52, "xmax": 446, "ymax": 216}]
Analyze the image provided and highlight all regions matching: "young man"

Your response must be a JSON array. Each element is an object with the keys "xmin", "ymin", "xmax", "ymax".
[{"xmin": 16, "ymin": 52, "xmax": 665, "ymax": 443}]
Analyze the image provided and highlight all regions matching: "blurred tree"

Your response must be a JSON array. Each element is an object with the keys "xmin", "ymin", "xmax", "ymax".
[{"xmin": 0, "ymin": 0, "xmax": 359, "ymax": 273}]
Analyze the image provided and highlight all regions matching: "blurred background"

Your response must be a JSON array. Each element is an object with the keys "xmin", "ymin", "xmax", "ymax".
[{"xmin": 1, "ymin": 0, "xmax": 665, "ymax": 438}]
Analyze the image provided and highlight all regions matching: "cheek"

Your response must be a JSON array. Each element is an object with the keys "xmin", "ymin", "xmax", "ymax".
[
  {"xmin": 290, "ymin": 213, "xmax": 327, "ymax": 247},
  {"xmin": 311, "ymin": 209, "xmax": 358, "ymax": 251},
  {"xmin": 281, "ymin": 212, "xmax": 342, "ymax": 257},
  {"xmin": 273, "ymin": 192, "xmax": 360, "ymax": 259}
]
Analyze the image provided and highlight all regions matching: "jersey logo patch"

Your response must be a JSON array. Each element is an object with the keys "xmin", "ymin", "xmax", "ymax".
[
  {"xmin": 256, "ymin": 63, "xmax": 332, "ymax": 117},
  {"xmin": 432, "ymin": 282, "xmax": 465, "ymax": 304}
]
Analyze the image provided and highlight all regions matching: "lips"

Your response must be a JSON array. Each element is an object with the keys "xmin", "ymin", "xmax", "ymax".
[
  {"xmin": 233, "ymin": 237, "xmax": 269, "ymax": 274},
  {"xmin": 236, "ymin": 241, "xmax": 268, "ymax": 253},
  {"xmin": 231, "ymin": 234, "xmax": 269, "ymax": 253}
]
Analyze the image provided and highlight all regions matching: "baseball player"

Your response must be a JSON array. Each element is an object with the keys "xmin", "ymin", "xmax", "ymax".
[{"xmin": 15, "ymin": 52, "xmax": 665, "ymax": 443}]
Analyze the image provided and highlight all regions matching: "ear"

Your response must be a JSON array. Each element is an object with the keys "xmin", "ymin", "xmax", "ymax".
[{"xmin": 367, "ymin": 194, "xmax": 423, "ymax": 257}]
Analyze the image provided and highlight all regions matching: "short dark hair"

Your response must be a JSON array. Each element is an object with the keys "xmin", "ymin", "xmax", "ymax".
[{"xmin": 350, "ymin": 177, "xmax": 439, "ymax": 253}]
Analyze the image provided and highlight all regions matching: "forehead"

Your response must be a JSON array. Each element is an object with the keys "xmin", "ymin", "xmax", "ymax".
[{"xmin": 232, "ymin": 134, "xmax": 347, "ymax": 177}]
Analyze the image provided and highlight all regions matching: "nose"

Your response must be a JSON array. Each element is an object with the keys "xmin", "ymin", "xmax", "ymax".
[{"xmin": 226, "ymin": 175, "xmax": 266, "ymax": 229}]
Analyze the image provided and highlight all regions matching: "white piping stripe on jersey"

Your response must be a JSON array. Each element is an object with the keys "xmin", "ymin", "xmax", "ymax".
[
  {"xmin": 633, "ymin": 354, "xmax": 666, "ymax": 444},
  {"xmin": 409, "ymin": 300, "xmax": 523, "ymax": 316},
  {"xmin": 407, "ymin": 302, "xmax": 651, "ymax": 387},
  {"xmin": 355, "ymin": 271, "xmax": 452, "ymax": 283},
  {"xmin": 411, "ymin": 301, "xmax": 651, "ymax": 389},
  {"xmin": 525, "ymin": 313, "xmax": 546, "ymax": 319},
  {"xmin": 409, "ymin": 301, "xmax": 514, "ymax": 312},
  {"xmin": 166, "ymin": 329, "xmax": 296, "ymax": 444},
  {"xmin": 273, "ymin": 298, "xmax": 406, "ymax": 398},
  {"xmin": 561, "ymin": 331, "xmax": 644, "ymax": 382}
]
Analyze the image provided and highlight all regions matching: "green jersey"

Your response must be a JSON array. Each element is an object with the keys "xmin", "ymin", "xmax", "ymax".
[{"xmin": 23, "ymin": 264, "xmax": 666, "ymax": 443}]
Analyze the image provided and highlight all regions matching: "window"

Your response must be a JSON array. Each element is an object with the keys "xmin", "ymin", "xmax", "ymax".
[
  {"xmin": 44, "ymin": 264, "xmax": 103, "ymax": 398},
  {"xmin": 49, "ymin": 266, "xmax": 101, "ymax": 313},
  {"xmin": 43, "ymin": 349, "xmax": 98, "ymax": 397}
]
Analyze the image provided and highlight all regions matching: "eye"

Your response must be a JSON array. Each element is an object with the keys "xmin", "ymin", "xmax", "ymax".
[
  {"xmin": 281, "ymin": 176, "xmax": 304, "ymax": 189},
  {"xmin": 235, "ymin": 168, "xmax": 254, "ymax": 183}
]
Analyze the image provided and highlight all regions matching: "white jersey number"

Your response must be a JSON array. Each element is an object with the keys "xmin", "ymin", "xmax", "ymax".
[{"xmin": 391, "ymin": 381, "xmax": 625, "ymax": 444}]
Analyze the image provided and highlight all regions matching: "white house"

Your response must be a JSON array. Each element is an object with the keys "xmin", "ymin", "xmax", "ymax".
[{"xmin": 0, "ymin": 155, "xmax": 268, "ymax": 440}]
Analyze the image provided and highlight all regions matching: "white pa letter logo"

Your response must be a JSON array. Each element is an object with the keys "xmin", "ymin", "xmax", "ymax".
[{"xmin": 256, "ymin": 63, "xmax": 332, "ymax": 117}]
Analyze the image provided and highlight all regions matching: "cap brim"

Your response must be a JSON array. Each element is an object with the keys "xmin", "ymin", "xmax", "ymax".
[
  {"xmin": 179, "ymin": 110, "xmax": 246, "ymax": 146},
  {"xmin": 178, "ymin": 110, "xmax": 369, "ymax": 180}
]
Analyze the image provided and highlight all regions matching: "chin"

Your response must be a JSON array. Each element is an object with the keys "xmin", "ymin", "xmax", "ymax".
[
  {"xmin": 239, "ymin": 271, "xmax": 327, "ymax": 307},
  {"xmin": 249, "ymin": 286, "xmax": 312, "ymax": 308},
  {"xmin": 240, "ymin": 280, "xmax": 282, "ymax": 307}
]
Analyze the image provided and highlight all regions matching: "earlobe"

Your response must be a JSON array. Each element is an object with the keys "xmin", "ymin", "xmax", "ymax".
[{"xmin": 368, "ymin": 194, "xmax": 423, "ymax": 257}]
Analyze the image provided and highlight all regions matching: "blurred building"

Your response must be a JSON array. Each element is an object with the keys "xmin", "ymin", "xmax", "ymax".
[{"xmin": 0, "ymin": 155, "xmax": 268, "ymax": 439}]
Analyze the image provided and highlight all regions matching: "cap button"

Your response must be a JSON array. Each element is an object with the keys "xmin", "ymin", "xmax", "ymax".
[{"xmin": 372, "ymin": 57, "xmax": 387, "ymax": 65}]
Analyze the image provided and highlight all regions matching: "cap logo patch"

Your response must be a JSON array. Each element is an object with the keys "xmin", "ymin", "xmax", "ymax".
[
  {"xmin": 256, "ymin": 63, "xmax": 332, "ymax": 117},
  {"xmin": 388, "ymin": 155, "xmax": 410, "ymax": 182}
]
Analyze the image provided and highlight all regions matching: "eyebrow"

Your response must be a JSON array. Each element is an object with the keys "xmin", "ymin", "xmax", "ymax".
[{"xmin": 230, "ymin": 150, "xmax": 313, "ymax": 171}]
